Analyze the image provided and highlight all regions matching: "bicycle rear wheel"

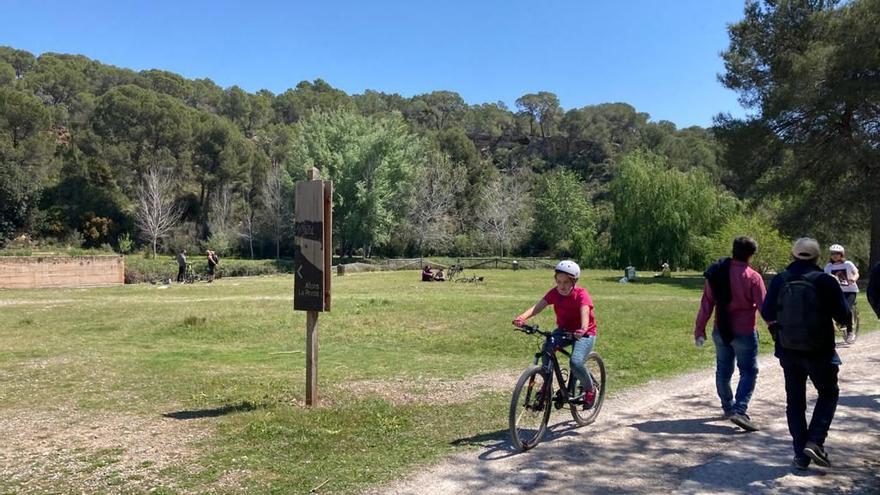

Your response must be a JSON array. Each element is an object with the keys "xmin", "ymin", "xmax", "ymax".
[
  {"xmin": 509, "ymin": 365, "xmax": 552, "ymax": 451},
  {"xmin": 569, "ymin": 352, "xmax": 606, "ymax": 426}
]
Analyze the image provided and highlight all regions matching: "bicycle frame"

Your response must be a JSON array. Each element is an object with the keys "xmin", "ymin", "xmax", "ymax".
[{"xmin": 530, "ymin": 334, "xmax": 577, "ymax": 404}]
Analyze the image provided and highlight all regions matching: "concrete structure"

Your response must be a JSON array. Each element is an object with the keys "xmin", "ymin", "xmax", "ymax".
[{"xmin": 0, "ymin": 255, "xmax": 124, "ymax": 289}]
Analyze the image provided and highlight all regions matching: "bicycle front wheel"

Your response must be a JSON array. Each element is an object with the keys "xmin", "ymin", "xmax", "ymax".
[
  {"xmin": 509, "ymin": 365, "xmax": 552, "ymax": 451},
  {"xmin": 570, "ymin": 352, "xmax": 606, "ymax": 426}
]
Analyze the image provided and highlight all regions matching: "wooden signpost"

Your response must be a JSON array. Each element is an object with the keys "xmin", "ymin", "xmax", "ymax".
[{"xmin": 294, "ymin": 168, "xmax": 332, "ymax": 406}]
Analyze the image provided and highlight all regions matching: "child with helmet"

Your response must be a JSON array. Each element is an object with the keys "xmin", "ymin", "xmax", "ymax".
[
  {"xmin": 512, "ymin": 260, "xmax": 598, "ymax": 408},
  {"xmin": 823, "ymin": 244, "xmax": 859, "ymax": 338}
]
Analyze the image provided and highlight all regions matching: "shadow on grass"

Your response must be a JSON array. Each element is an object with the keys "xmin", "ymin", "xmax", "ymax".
[
  {"xmin": 163, "ymin": 400, "xmax": 263, "ymax": 420},
  {"xmin": 599, "ymin": 275, "xmax": 705, "ymax": 291}
]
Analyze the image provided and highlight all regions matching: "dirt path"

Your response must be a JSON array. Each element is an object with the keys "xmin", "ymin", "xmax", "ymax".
[{"xmin": 367, "ymin": 331, "xmax": 880, "ymax": 495}]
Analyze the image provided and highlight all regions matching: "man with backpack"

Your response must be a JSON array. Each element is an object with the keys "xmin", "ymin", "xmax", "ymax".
[
  {"xmin": 760, "ymin": 237, "xmax": 851, "ymax": 471},
  {"xmin": 694, "ymin": 236, "xmax": 766, "ymax": 432}
]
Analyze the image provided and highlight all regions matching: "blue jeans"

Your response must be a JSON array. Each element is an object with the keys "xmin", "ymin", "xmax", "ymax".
[
  {"xmin": 541, "ymin": 330, "xmax": 595, "ymax": 392},
  {"xmin": 712, "ymin": 329, "xmax": 759, "ymax": 415}
]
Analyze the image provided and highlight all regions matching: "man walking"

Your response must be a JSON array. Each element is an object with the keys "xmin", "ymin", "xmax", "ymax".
[
  {"xmin": 695, "ymin": 236, "xmax": 766, "ymax": 432},
  {"xmin": 761, "ymin": 237, "xmax": 851, "ymax": 470},
  {"xmin": 176, "ymin": 249, "xmax": 187, "ymax": 283}
]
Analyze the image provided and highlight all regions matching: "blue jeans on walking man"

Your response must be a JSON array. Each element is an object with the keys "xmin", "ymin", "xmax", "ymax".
[{"xmin": 712, "ymin": 329, "xmax": 759, "ymax": 415}]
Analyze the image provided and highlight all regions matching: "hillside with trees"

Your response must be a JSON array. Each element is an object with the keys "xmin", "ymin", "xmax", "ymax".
[{"xmin": 1, "ymin": 0, "xmax": 876, "ymax": 271}]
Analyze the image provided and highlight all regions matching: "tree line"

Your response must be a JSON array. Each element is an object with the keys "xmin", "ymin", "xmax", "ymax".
[{"xmin": 0, "ymin": 0, "xmax": 877, "ymax": 270}]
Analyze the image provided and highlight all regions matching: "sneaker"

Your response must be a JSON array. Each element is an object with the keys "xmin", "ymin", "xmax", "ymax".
[
  {"xmin": 792, "ymin": 455, "xmax": 810, "ymax": 471},
  {"xmin": 845, "ymin": 331, "xmax": 856, "ymax": 344},
  {"xmin": 803, "ymin": 441, "xmax": 831, "ymax": 467},
  {"xmin": 722, "ymin": 410, "xmax": 734, "ymax": 419},
  {"xmin": 730, "ymin": 413, "xmax": 760, "ymax": 432},
  {"xmin": 582, "ymin": 387, "xmax": 597, "ymax": 410}
]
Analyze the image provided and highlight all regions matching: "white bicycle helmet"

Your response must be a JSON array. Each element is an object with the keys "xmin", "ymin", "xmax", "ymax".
[
  {"xmin": 555, "ymin": 260, "xmax": 580, "ymax": 279},
  {"xmin": 829, "ymin": 244, "xmax": 845, "ymax": 254}
]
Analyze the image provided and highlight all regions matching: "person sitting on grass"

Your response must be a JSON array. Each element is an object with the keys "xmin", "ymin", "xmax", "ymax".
[
  {"xmin": 421, "ymin": 265, "xmax": 434, "ymax": 282},
  {"xmin": 433, "ymin": 268, "xmax": 446, "ymax": 281},
  {"xmin": 513, "ymin": 260, "xmax": 598, "ymax": 409}
]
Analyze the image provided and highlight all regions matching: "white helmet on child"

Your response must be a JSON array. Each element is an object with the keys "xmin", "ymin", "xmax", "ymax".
[
  {"xmin": 555, "ymin": 260, "xmax": 581, "ymax": 279},
  {"xmin": 829, "ymin": 244, "xmax": 845, "ymax": 254}
]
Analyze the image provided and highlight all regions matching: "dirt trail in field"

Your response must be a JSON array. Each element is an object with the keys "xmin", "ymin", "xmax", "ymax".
[{"xmin": 366, "ymin": 330, "xmax": 880, "ymax": 495}]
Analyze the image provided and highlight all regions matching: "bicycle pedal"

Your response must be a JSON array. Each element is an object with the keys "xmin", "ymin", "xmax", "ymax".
[{"xmin": 552, "ymin": 391, "xmax": 564, "ymax": 409}]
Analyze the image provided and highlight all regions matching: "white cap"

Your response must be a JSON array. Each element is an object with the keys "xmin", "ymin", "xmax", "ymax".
[{"xmin": 792, "ymin": 238, "xmax": 820, "ymax": 260}]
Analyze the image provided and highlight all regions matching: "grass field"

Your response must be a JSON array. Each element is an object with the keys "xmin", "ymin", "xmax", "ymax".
[{"xmin": 0, "ymin": 269, "xmax": 783, "ymax": 494}]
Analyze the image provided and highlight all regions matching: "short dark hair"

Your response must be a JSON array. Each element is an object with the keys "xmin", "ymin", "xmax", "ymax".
[{"xmin": 732, "ymin": 236, "xmax": 758, "ymax": 262}]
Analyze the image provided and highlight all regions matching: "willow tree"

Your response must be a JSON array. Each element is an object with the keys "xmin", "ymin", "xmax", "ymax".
[{"xmin": 611, "ymin": 151, "xmax": 735, "ymax": 269}]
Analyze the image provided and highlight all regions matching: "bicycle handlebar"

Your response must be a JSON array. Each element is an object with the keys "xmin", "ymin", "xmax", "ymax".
[{"xmin": 514, "ymin": 324, "xmax": 552, "ymax": 337}]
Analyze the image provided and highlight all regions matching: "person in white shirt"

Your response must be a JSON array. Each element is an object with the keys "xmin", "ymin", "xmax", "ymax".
[{"xmin": 823, "ymin": 244, "xmax": 859, "ymax": 337}]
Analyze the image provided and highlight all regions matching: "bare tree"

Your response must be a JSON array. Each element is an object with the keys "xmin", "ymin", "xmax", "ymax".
[
  {"xmin": 135, "ymin": 166, "xmax": 183, "ymax": 257},
  {"xmin": 207, "ymin": 184, "xmax": 236, "ymax": 255},
  {"xmin": 261, "ymin": 159, "xmax": 287, "ymax": 259},
  {"xmin": 478, "ymin": 174, "xmax": 533, "ymax": 257},
  {"xmin": 209, "ymin": 184, "xmax": 234, "ymax": 235},
  {"xmin": 407, "ymin": 153, "xmax": 464, "ymax": 254},
  {"xmin": 239, "ymin": 196, "xmax": 257, "ymax": 259}
]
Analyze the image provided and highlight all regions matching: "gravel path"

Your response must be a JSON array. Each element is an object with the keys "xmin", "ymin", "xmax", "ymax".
[{"xmin": 367, "ymin": 330, "xmax": 880, "ymax": 495}]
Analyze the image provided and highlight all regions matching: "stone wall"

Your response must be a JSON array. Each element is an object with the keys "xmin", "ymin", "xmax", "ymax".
[{"xmin": 0, "ymin": 255, "xmax": 125, "ymax": 289}]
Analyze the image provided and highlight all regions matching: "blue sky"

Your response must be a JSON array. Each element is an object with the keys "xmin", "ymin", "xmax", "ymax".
[{"xmin": 0, "ymin": 0, "xmax": 749, "ymax": 128}]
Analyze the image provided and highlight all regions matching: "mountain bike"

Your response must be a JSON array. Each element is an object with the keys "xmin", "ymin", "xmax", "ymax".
[
  {"xmin": 182, "ymin": 262, "xmax": 204, "ymax": 284},
  {"xmin": 509, "ymin": 324, "xmax": 606, "ymax": 451}
]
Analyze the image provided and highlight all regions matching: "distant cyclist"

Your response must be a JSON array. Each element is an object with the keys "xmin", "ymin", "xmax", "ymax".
[{"xmin": 823, "ymin": 244, "xmax": 859, "ymax": 339}]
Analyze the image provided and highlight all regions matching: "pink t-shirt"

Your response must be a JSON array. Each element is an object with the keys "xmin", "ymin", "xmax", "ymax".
[
  {"xmin": 694, "ymin": 259, "xmax": 766, "ymax": 338},
  {"xmin": 543, "ymin": 286, "xmax": 597, "ymax": 336}
]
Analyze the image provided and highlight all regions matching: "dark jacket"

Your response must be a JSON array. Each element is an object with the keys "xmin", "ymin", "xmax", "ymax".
[
  {"xmin": 704, "ymin": 257, "xmax": 734, "ymax": 343},
  {"xmin": 868, "ymin": 261, "xmax": 880, "ymax": 319},
  {"xmin": 760, "ymin": 260, "xmax": 850, "ymax": 359}
]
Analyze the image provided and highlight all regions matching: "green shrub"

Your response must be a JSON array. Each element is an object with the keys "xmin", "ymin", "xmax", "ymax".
[
  {"xmin": 123, "ymin": 256, "xmax": 294, "ymax": 284},
  {"xmin": 705, "ymin": 212, "xmax": 791, "ymax": 274},
  {"xmin": 183, "ymin": 316, "xmax": 207, "ymax": 327},
  {"xmin": 117, "ymin": 233, "xmax": 133, "ymax": 254}
]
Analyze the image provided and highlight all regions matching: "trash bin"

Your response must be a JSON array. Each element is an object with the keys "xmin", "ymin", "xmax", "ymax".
[
  {"xmin": 512, "ymin": 260, "xmax": 519, "ymax": 271},
  {"xmin": 625, "ymin": 265, "xmax": 636, "ymax": 280},
  {"xmin": 337, "ymin": 264, "xmax": 346, "ymax": 276}
]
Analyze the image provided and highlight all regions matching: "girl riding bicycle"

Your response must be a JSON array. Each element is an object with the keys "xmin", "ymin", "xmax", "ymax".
[
  {"xmin": 824, "ymin": 244, "xmax": 859, "ymax": 339},
  {"xmin": 513, "ymin": 260, "xmax": 597, "ymax": 408}
]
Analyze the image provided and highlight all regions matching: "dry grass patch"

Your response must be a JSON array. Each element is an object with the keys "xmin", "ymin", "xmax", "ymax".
[
  {"xmin": 0, "ymin": 408, "xmax": 215, "ymax": 493},
  {"xmin": 345, "ymin": 369, "xmax": 521, "ymax": 406}
]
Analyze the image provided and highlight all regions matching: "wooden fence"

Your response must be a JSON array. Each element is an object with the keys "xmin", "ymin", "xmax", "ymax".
[{"xmin": 0, "ymin": 255, "xmax": 125, "ymax": 289}]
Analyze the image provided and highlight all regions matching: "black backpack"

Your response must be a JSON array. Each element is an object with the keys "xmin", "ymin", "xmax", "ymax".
[{"xmin": 775, "ymin": 272, "xmax": 824, "ymax": 351}]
